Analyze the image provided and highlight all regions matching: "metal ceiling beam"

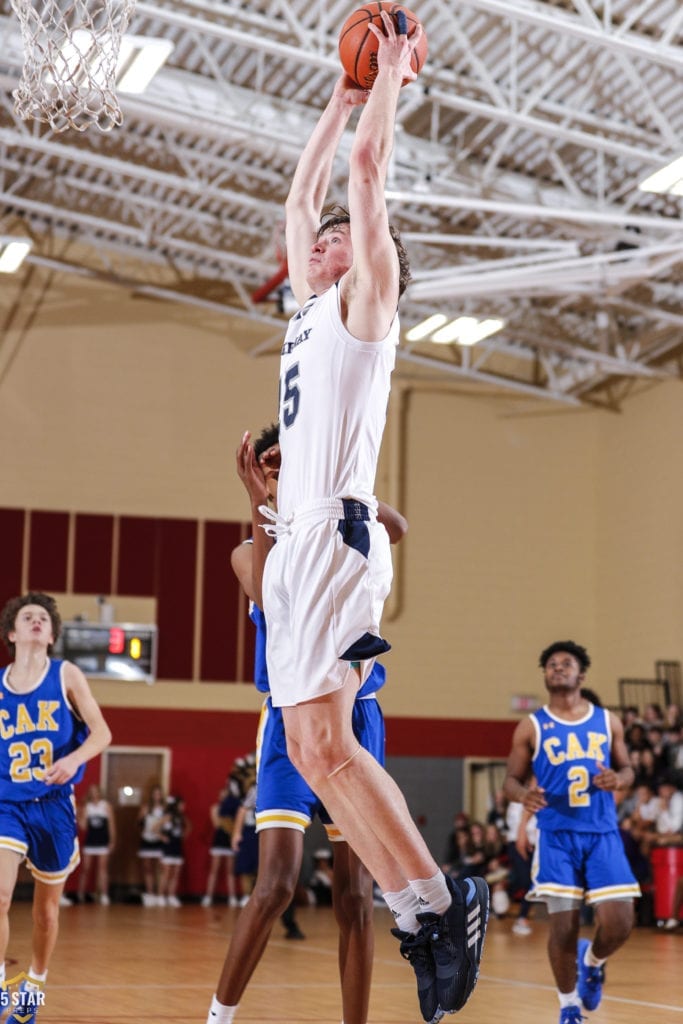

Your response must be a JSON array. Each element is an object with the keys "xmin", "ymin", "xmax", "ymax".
[
  {"xmin": 385, "ymin": 189, "xmax": 683, "ymax": 233},
  {"xmin": 462, "ymin": 0, "xmax": 683, "ymax": 70},
  {"xmin": 396, "ymin": 349, "xmax": 581, "ymax": 405}
]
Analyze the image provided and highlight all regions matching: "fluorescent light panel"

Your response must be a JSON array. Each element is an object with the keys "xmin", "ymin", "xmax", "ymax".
[
  {"xmin": 405, "ymin": 313, "xmax": 447, "ymax": 341},
  {"xmin": 638, "ymin": 155, "xmax": 683, "ymax": 196},
  {"xmin": 408, "ymin": 314, "xmax": 505, "ymax": 346},
  {"xmin": 116, "ymin": 37, "xmax": 174, "ymax": 94},
  {"xmin": 0, "ymin": 238, "xmax": 32, "ymax": 273}
]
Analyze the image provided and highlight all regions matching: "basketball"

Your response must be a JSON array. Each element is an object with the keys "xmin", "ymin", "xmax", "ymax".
[{"xmin": 338, "ymin": 3, "xmax": 428, "ymax": 89}]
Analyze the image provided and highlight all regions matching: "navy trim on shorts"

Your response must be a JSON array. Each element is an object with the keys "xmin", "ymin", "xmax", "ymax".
[
  {"xmin": 341, "ymin": 631, "xmax": 391, "ymax": 661},
  {"xmin": 338, "ymin": 501, "xmax": 372, "ymax": 558}
]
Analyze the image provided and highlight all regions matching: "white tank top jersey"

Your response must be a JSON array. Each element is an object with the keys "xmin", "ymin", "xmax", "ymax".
[{"xmin": 276, "ymin": 283, "xmax": 398, "ymax": 519}]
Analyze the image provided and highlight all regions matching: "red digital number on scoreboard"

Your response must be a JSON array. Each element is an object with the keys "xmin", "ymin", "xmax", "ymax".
[{"xmin": 108, "ymin": 627, "xmax": 126, "ymax": 655}]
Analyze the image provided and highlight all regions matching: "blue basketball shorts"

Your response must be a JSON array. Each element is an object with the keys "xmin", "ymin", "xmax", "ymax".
[
  {"xmin": 0, "ymin": 789, "xmax": 80, "ymax": 884},
  {"xmin": 529, "ymin": 828, "xmax": 641, "ymax": 904},
  {"xmin": 255, "ymin": 693, "xmax": 385, "ymax": 838}
]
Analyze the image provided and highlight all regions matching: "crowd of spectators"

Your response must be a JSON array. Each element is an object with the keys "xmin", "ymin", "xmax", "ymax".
[{"xmin": 617, "ymin": 702, "xmax": 683, "ymax": 928}]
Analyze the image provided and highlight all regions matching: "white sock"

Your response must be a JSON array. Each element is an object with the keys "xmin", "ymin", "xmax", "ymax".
[
  {"xmin": 206, "ymin": 995, "xmax": 238, "ymax": 1023},
  {"xmin": 584, "ymin": 942, "xmax": 607, "ymax": 968},
  {"xmin": 383, "ymin": 885, "xmax": 422, "ymax": 934},
  {"xmin": 0, "ymin": 964, "xmax": 5, "ymax": 986},
  {"xmin": 27, "ymin": 968, "xmax": 47, "ymax": 984},
  {"xmin": 558, "ymin": 989, "xmax": 580, "ymax": 1008},
  {"xmin": 409, "ymin": 870, "xmax": 451, "ymax": 916}
]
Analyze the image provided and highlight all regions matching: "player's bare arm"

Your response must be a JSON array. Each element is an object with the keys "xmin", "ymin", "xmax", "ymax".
[
  {"xmin": 504, "ymin": 717, "xmax": 547, "ymax": 812},
  {"xmin": 344, "ymin": 13, "xmax": 421, "ymax": 341},
  {"xmin": 285, "ymin": 77, "xmax": 368, "ymax": 305},
  {"xmin": 376, "ymin": 500, "xmax": 408, "ymax": 543},
  {"xmin": 593, "ymin": 712, "xmax": 635, "ymax": 792},
  {"xmin": 44, "ymin": 663, "xmax": 112, "ymax": 785},
  {"xmin": 234, "ymin": 431, "xmax": 276, "ymax": 606}
]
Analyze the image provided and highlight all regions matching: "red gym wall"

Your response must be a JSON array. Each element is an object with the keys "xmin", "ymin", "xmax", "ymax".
[{"xmin": 0, "ymin": 506, "xmax": 255, "ymax": 682}]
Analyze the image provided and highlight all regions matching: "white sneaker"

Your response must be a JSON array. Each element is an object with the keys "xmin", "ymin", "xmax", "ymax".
[
  {"xmin": 239, "ymin": 894, "xmax": 250, "ymax": 907},
  {"xmin": 141, "ymin": 892, "xmax": 155, "ymax": 907},
  {"xmin": 99, "ymin": 894, "xmax": 110, "ymax": 906},
  {"xmin": 201, "ymin": 895, "xmax": 212, "ymax": 908},
  {"xmin": 229, "ymin": 896, "xmax": 240, "ymax": 908},
  {"xmin": 167, "ymin": 895, "xmax": 181, "ymax": 907},
  {"xmin": 59, "ymin": 895, "xmax": 72, "ymax": 907},
  {"xmin": 512, "ymin": 918, "xmax": 532, "ymax": 936},
  {"xmin": 156, "ymin": 895, "xmax": 167, "ymax": 906},
  {"xmin": 663, "ymin": 918, "xmax": 679, "ymax": 930}
]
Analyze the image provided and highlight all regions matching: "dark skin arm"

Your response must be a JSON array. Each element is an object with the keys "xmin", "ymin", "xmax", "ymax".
[
  {"xmin": 503, "ymin": 717, "xmax": 548, "ymax": 813},
  {"xmin": 592, "ymin": 711, "xmax": 635, "ymax": 792},
  {"xmin": 233, "ymin": 431, "xmax": 276, "ymax": 607},
  {"xmin": 377, "ymin": 500, "xmax": 408, "ymax": 544}
]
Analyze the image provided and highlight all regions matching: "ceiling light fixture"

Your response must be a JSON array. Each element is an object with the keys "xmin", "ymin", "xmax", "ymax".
[
  {"xmin": 408, "ymin": 315, "xmax": 505, "ymax": 346},
  {"xmin": 116, "ymin": 36, "xmax": 174, "ymax": 94},
  {"xmin": 405, "ymin": 314, "xmax": 448, "ymax": 342},
  {"xmin": 0, "ymin": 238, "xmax": 32, "ymax": 273},
  {"xmin": 638, "ymin": 155, "xmax": 683, "ymax": 196}
]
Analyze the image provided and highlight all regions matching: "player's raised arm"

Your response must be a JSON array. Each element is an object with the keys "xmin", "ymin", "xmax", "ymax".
[
  {"xmin": 285, "ymin": 77, "xmax": 368, "ymax": 306},
  {"xmin": 344, "ymin": 11, "xmax": 421, "ymax": 341}
]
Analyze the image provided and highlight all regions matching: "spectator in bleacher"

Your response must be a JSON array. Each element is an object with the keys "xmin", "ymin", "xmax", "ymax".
[
  {"xmin": 663, "ymin": 704, "xmax": 682, "ymax": 731},
  {"xmin": 622, "ymin": 706, "xmax": 641, "ymax": 732},
  {"xmin": 632, "ymin": 747, "xmax": 660, "ymax": 790},
  {"xmin": 662, "ymin": 725, "xmax": 683, "ymax": 784},
  {"xmin": 642, "ymin": 703, "xmax": 665, "ymax": 729},
  {"xmin": 625, "ymin": 782, "xmax": 659, "ymax": 826},
  {"xmin": 644, "ymin": 726, "xmax": 668, "ymax": 779},
  {"xmin": 625, "ymin": 721, "xmax": 650, "ymax": 753},
  {"xmin": 442, "ymin": 822, "xmax": 474, "ymax": 879},
  {"xmin": 635, "ymin": 774, "xmax": 683, "ymax": 853},
  {"xmin": 486, "ymin": 790, "xmax": 507, "ymax": 833}
]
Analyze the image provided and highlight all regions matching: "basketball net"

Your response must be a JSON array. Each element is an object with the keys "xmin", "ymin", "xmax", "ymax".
[{"xmin": 10, "ymin": 0, "xmax": 136, "ymax": 132}]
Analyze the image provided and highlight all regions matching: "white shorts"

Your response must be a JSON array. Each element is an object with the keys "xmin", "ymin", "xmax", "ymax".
[{"xmin": 262, "ymin": 499, "xmax": 393, "ymax": 707}]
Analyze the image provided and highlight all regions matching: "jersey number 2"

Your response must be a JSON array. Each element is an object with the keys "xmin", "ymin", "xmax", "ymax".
[{"xmin": 567, "ymin": 765, "xmax": 590, "ymax": 807}]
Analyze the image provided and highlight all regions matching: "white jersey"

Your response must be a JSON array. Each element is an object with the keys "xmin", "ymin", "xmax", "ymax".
[{"xmin": 276, "ymin": 283, "xmax": 398, "ymax": 519}]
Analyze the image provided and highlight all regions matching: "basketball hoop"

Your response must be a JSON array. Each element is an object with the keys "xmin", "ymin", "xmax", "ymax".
[{"xmin": 10, "ymin": 0, "xmax": 137, "ymax": 132}]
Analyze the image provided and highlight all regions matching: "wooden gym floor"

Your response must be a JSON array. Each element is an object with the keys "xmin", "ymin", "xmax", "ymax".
[{"xmin": 3, "ymin": 902, "xmax": 682, "ymax": 1023}]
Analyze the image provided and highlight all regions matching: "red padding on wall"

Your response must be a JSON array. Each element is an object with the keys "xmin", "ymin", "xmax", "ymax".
[
  {"xmin": 201, "ymin": 521, "xmax": 243, "ymax": 681},
  {"xmin": 28, "ymin": 510, "xmax": 69, "ymax": 592},
  {"xmin": 155, "ymin": 519, "xmax": 198, "ymax": 680},
  {"xmin": 73, "ymin": 513, "xmax": 114, "ymax": 594},
  {"xmin": 0, "ymin": 508, "xmax": 25, "ymax": 612},
  {"xmin": 384, "ymin": 716, "xmax": 517, "ymax": 758}
]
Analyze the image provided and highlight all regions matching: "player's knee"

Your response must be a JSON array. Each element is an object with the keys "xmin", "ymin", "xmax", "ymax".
[
  {"xmin": 334, "ymin": 880, "xmax": 373, "ymax": 933},
  {"xmin": 0, "ymin": 887, "xmax": 12, "ymax": 915},
  {"xmin": 33, "ymin": 899, "xmax": 59, "ymax": 931},
  {"xmin": 295, "ymin": 740, "xmax": 356, "ymax": 786},
  {"xmin": 251, "ymin": 873, "xmax": 297, "ymax": 917}
]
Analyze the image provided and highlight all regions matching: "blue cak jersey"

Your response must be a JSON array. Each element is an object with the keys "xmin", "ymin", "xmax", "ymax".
[
  {"xmin": 248, "ymin": 600, "xmax": 385, "ymax": 697},
  {"xmin": 530, "ymin": 702, "xmax": 619, "ymax": 833},
  {"xmin": 249, "ymin": 602, "xmax": 270, "ymax": 694},
  {"xmin": 0, "ymin": 659, "xmax": 88, "ymax": 801}
]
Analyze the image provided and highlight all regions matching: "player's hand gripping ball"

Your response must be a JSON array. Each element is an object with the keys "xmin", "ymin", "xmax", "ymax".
[{"xmin": 338, "ymin": 3, "xmax": 428, "ymax": 89}]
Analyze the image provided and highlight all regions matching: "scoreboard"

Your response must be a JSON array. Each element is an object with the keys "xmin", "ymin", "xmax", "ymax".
[{"xmin": 54, "ymin": 622, "xmax": 157, "ymax": 683}]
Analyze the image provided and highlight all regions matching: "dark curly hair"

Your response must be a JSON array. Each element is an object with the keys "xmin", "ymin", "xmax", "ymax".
[
  {"xmin": 253, "ymin": 422, "xmax": 279, "ymax": 461},
  {"xmin": 0, "ymin": 592, "xmax": 62, "ymax": 659},
  {"xmin": 539, "ymin": 640, "xmax": 591, "ymax": 673},
  {"xmin": 318, "ymin": 204, "xmax": 411, "ymax": 297}
]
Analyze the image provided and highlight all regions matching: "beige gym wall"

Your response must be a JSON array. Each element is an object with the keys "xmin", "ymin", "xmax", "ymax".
[{"xmin": 1, "ymin": 278, "xmax": 681, "ymax": 719}]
